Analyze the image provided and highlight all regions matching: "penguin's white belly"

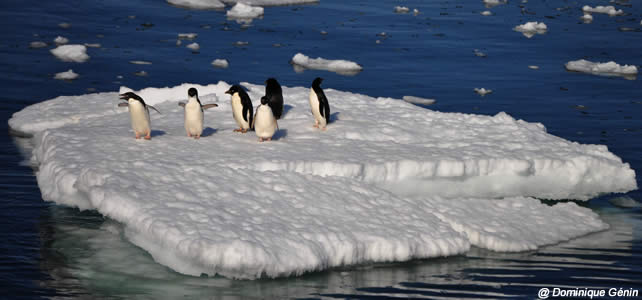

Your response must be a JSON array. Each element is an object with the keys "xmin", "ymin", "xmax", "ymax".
[
  {"xmin": 309, "ymin": 89, "xmax": 326, "ymax": 127},
  {"xmin": 129, "ymin": 102, "xmax": 150, "ymax": 134},
  {"xmin": 254, "ymin": 105, "xmax": 277, "ymax": 138},
  {"xmin": 184, "ymin": 101, "xmax": 204, "ymax": 135},
  {"xmin": 231, "ymin": 94, "xmax": 250, "ymax": 129}
]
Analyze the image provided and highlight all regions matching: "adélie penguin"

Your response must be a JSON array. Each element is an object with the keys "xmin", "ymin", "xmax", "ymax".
[
  {"xmin": 252, "ymin": 96, "xmax": 278, "ymax": 142},
  {"xmin": 264, "ymin": 78, "xmax": 283, "ymax": 119},
  {"xmin": 309, "ymin": 77, "xmax": 330, "ymax": 130},
  {"xmin": 118, "ymin": 92, "xmax": 161, "ymax": 140},
  {"xmin": 225, "ymin": 85, "xmax": 253, "ymax": 133},
  {"xmin": 178, "ymin": 87, "xmax": 218, "ymax": 139}
]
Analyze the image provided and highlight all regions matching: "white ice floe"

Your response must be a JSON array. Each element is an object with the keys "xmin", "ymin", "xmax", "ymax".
[
  {"xmin": 84, "ymin": 43, "xmax": 101, "ymax": 48},
  {"xmin": 50, "ymin": 44, "xmax": 90, "ymax": 63},
  {"xmin": 226, "ymin": 2, "xmax": 264, "ymax": 19},
  {"xmin": 608, "ymin": 196, "xmax": 641, "ymax": 208},
  {"xmin": 186, "ymin": 42, "xmax": 200, "ymax": 52},
  {"xmin": 9, "ymin": 82, "xmax": 636, "ymax": 279},
  {"xmin": 58, "ymin": 22, "xmax": 71, "ymax": 29},
  {"xmin": 480, "ymin": 10, "xmax": 492, "ymax": 16},
  {"xmin": 483, "ymin": 0, "xmax": 506, "ymax": 8},
  {"xmin": 291, "ymin": 53, "xmax": 363, "ymax": 76},
  {"xmin": 166, "ymin": 0, "xmax": 225, "ymax": 9},
  {"xmin": 53, "ymin": 69, "xmax": 79, "ymax": 80},
  {"xmin": 565, "ymin": 59, "xmax": 638, "ymax": 78},
  {"xmin": 513, "ymin": 21, "xmax": 547, "ymax": 38},
  {"xmin": 54, "ymin": 36, "xmax": 69, "ymax": 45},
  {"xmin": 580, "ymin": 13, "xmax": 593, "ymax": 23},
  {"xmin": 474, "ymin": 87, "xmax": 493, "ymax": 96},
  {"xmin": 582, "ymin": 5, "xmax": 624, "ymax": 16},
  {"xmin": 403, "ymin": 95, "xmax": 436, "ymax": 106},
  {"xmin": 211, "ymin": 58, "xmax": 229, "ymax": 68},
  {"xmin": 129, "ymin": 60, "xmax": 152, "ymax": 65},
  {"xmin": 29, "ymin": 41, "xmax": 47, "ymax": 48},
  {"xmin": 394, "ymin": 6, "xmax": 410, "ymax": 13},
  {"xmin": 178, "ymin": 33, "xmax": 198, "ymax": 40},
  {"xmin": 528, "ymin": 65, "xmax": 539, "ymax": 70},
  {"xmin": 220, "ymin": 0, "xmax": 318, "ymax": 6}
]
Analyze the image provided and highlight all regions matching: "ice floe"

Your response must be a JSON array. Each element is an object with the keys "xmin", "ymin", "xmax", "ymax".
[
  {"xmin": 474, "ymin": 87, "xmax": 493, "ymax": 96},
  {"xmin": 50, "ymin": 44, "xmax": 90, "ymax": 63},
  {"xmin": 565, "ymin": 59, "xmax": 638, "ymax": 79},
  {"xmin": 58, "ymin": 22, "xmax": 71, "ymax": 29},
  {"xmin": 580, "ymin": 13, "xmax": 593, "ymax": 23},
  {"xmin": 211, "ymin": 59, "xmax": 229, "ymax": 68},
  {"xmin": 480, "ymin": 10, "xmax": 492, "ymax": 16},
  {"xmin": 291, "ymin": 53, "xmax": 363, "ymax": 76},
  {"xmin": 130, "ymin": 60, "xmax": 152, "ymax": 65},
  {"xmin": 582, "ymin": 5, "xmax": 624, "ymax": 16},
  {"xmin": 166, "ymin": 0, "xmax": 225, "ymax": 10},
  {"xmin": 54, "ymin": 36, "xmax": 69, "ymax": 45},
  {"xmin": 608, "ymin": 196, "xmax": 641, "ymax": 208},
  {"xmin": 513, "ymin": 21, "xmax": 547, "ymax": 38},
  {"xmin": 227, "ymin": 2, "xmax": 264, "ymax": 20},
  {"xmin": 186, "ymin": 42, "xmax": 200, "ymax": 52},
  {"xmin": 483, "ymin": 0, "xmax": 506, "ymax": 8},
  {"xmin": 9, "ymin": 82, "xmax": 636, "ymax": 279},
  {"xmin": 29, "ymin": 41, "xmax": 47, "ymax": 49},
  {"xmin": 220, "ymin": 0, "xmax": 319, "ymax": 5},
  {"xmin": 402, "ymin": 96, "xmax": 436, "ymax": 106},
  {"xmin": 84, "ymin": 43, "xmax": 101, "ymax": 48},
  {"xmin": 394, "ymin": 6, "xmax": 409, "ymax": 13},
  {"xmin": 53, "ymin": 69, "xmax": 79, "ymax": 80},
  {"xmin": 178, "ymin": 33, "xmax": 198, "ymax": 40}
]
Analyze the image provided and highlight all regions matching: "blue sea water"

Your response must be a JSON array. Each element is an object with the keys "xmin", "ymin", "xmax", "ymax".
[{"xmin": 1, "ymin": 0, "xmax": 641, "ymax": 299}]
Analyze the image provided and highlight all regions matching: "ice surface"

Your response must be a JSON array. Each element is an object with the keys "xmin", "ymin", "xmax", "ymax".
[
  {"xmin": 54, "ymin": 36, "xmax": 69, "ymax": 45},
  {"xmin": 178, "ymin": 33, "xmax": 198, "ymax": 40},
  {"xmin": 186, "ymin": 42, "xmax": 200, "ymax": 52},
  {"xmin": 29, "ymin": 41, "xmax": 47, "ymax": 48},
  {"xmin": 394, "ymin": 6, "xmax": 409, "ymax": 13},
  {"xmin": 581, "ymin": 13, "xmax": 593, "ymax": 23},
  {"xmin": 480, "ymin": 10, "xmax": 492, "ymax": 16},
  {"xmin": 166, "ymin": 0, "xmax": 225, "ymax": 10},
  {"xmin": 50, "ymin": 44, "xmax": 90, "ymax": 63},
  {"xmin": 513, "ymin": 21, "xmax": 547, "ymax": 38},
  {"xmin": 608, "ymin": 196, "xmax": 641, "ymax": 208},
  {"xmin": 130, "ymin": 60, "xmax": 152, "ymax": 65},
  {"xmin": 291, "ymin": 53, "xmax": 363, "ymax": 76},
  {"xmin": 211, "ymin": 59, "xmax": 229, "ymax": 68},
  {"xmin": 483, "ymin": 0, "xmax": 506, "ymax": 8},
  {"xmin": 54, "ymin": 69, "xmax": 78, "ymax": 80},
  {"xmin": 226, "ymin": 2, "xmax": 264, "ymax": 19},
  {"xmin": 582, "ymin": 5, "xmax": 623, "ymax": 16},
  {"xmin": 220, "ymin": 0, "xmax": 319, "ymax": 6},
  {"xmin": 9, "ymin": 82, "xmax": 636, "ymax": 279},
  {"xmin": 474, "ymin": 87, "xmax": 492, "ymax": 96},
  {"xmin": 402, "ymin": 96, "xmax": 435, "ymax": 106},
  {"xmin": 565, "ymin": 59, "xmax": 638, "ymax": 78}
]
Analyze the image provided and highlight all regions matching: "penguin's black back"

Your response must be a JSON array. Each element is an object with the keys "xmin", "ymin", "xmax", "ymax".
[{"xmin": 265, "ymin": 78, "xmax": 284, "ymax": 119}]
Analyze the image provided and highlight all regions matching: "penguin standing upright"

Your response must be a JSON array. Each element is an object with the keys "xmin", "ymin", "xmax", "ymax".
[
  {"xmin": 309, "ymin": 77, "xmax": 330, "ymax": 130},
  {"xmin": 225, "ymin": 85, "xmax": 253, "ymax": 133},
  {"xmin": 179, "ymin": 87, "xmax": 218, "ymax": 139},
  {"xmin": 119, "ymin": 92, "xmax": 161, "ymax": 140},
  {"xmin": 264, "ymin": 78, "xmax": 283, "ymax": 119},
  {"xmin": 253, "ymin": 96, "xmax": 278, "ymax": 142}
]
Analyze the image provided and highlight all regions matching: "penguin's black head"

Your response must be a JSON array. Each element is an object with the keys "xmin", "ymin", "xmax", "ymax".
[
  {"xmin": 225, "ymin": 85, "xmax": 242, "ymax": 95},
  {"xmin": 312, "ymin": 77, "xmax": 324, "ymax": 87},
  {"xmin": 188, "ymin": 87, "xmax": 198, "ymax": 97},
  {"xmin": 119, "ymin": 92, "xmax": 142, "ymax": 101},
  {"xmin": 260, "ymin": 96, "xmax": 269, "ymax": 105}
]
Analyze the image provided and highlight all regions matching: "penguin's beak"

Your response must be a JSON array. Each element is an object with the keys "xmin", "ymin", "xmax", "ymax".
[
  {"xmin": 119, "ymin": 94, "xmax": 128, "ymax": 100},
  {"xmin": 225, "ymin": 89, "xmax": 232, "ymax": 95}
]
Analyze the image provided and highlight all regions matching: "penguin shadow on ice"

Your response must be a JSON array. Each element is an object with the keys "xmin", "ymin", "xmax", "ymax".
[
  {"xmin": 118, "ymin": 92, "xmax": 162, "ymax": 140},
  {"xmin": 177, "ymin": 87, "xmax": 218, "ymax": 139}
]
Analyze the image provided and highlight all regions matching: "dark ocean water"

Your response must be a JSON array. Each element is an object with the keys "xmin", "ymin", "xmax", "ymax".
[{"xmin": 1, "ymin": 0, "xmax": 641, "ymax": 299}]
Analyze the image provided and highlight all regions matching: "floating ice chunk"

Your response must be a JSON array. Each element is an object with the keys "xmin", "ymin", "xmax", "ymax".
[
  {"xmin": 403, "ymin": 96, "xmax": 436, "ymax": 106},
  {"xmin": 134, "ymin": 71, "xmax": 148, "ymax": 77},
  {"xmin": 234, "ymin": 41, "xmax": 249, "ymax": 47},
  {"xmin": 565, "ymin": 59, "xmax": 637, "ymax": 79},
  {"xmin": 483, "ymin": 0, "xmax": 506, "ymax": 8},
  {"xmin": 84, "ymin": 43, "xmax": 101, "ymax": 48},
  {"xmin": 480, "ymin": 10, "xmax": 492, "ymax": 16},
  {"xmin": 580, "ymin": 13, "xmax": 593, "ymax": 23},
  {"xmin": 473, "ymin": 49, "xmax": 487, "ymax": 57},
  {"xmin": 186, "ymin": 42, "xmax": 200, "ymax": 52},
  {"xmin": 53, "ymin": 69, "xmax": 79, "ymax": 80},
  {"xmin": 220, "ymin": 0, "xmax": 318, "ymax": 5},
  {"xmin": 50, "ymin": 45, "xmax": 90, "ymax": 63},
  {"xmin": 226, "ymin": 2, "xmax": 264, "ymax": 19},
  {"xmin": 413, "ymin": 8, "xmax": 420, "ymax": 15},
  {"xmin": 582, "ymin": 5, "xmax": 623, "ymax": 16},
  {"xmin": 291, "ymin": 53, "xmax": 363, "ymax": 76},
  {"xmin": 178, "ymin": 33, "xmax": 198, "ymax": 40},
  {"xmin": 528, "ymin": 65, "xmax": 539, "ymax": 70},
  {"xmin": 58, "ymin": 22, "xmax": 71, "ymax": 29},
  {"xmin": 211, "ymin": 58, "xmax": 229, "ymax": 68},
  {"xmin": 54, "ymin": 36, "xmax": 69, "ymax": 45},
  {"xmin": 514, "ymin": 21, "xmax": 547, "ymax": 38},
  {"xmin": 394, "ymin": 6, "xmax": 410, "ymax": 13},
  {"xmin": 166, "ymin": 0, "xmax": 225, "ymax": 9},
  {"xmin": 29, "ymin": 41, "xmax": 47, "ymax": 48},
  {"xmin": 474, "ymin": 87, "xmax": 492, "ymax": 96},
  {"xmin": 608, "ymin": 196, "xmax": 641, "ymax": 208},
  {"xmin": 129, "ymin": 60, "xmax": 152, "ymax": 65}
]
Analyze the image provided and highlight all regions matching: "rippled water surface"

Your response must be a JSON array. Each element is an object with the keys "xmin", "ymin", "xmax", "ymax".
[{"xmin": 1, "ymin": 0, "xmax": 641, "ymax": 298}]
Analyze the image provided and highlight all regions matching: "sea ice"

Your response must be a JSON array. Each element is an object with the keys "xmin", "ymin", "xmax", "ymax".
[
  {"xmin": 394, "ymin": 6, "xmax": 409, "ymax": 13},
  {"xmin": 130, "ymin": 60, "xmax": 152, "ymax": 65},
  {"xmin": 402, "ymin": 96, "xmax": 435, "ymax": 106},
  {"xmin": 608, "ymin": 196, "xmax": 641, "ymax": 208},
  {"xmin": 178, "ymin": 33, "xmax": 198, "ymax": 40},
  {"xmin": 58, "ymin": 22, "xmax": 71, "ymax": 29},
  {"xmin": 186, "ymin": 42, "xmax": 200, "ymax": 52},
  {"xmin": 54, "ymin": 36, "xmax": 69, "ymax": 45},
  {"xmin": 580, "ymin": 13, "xmax": 593, "ymax": 23},
  {"xmin": 483, "ymin": 0, "xmax": 506, "ymax": 8},
  {"xmin": 53, "ymin": 69, "xmax": 79, "ymax": 80},
  {"xmin": 291, "ymin": 53, "xmax": 363, "ymax": 76},
  {"xmin": 211, "ymin": 59, "xmax": 229, "ymax": 68},
  {"xmin": 50, "ymin": 45, "xmax": 90, "ymax": 63},
  {"xmin": 582, "ymin": 5, "xmax": 624, "ymax": 16},
  {"xmin": 9, "ymin": 82, "xmax": 636, "ymax": 279},
  {"xmin": 565, "ymin": 59, "xmax": 638, "ymax": 78},
  {"xmin": 474, "ymin": 87, "xmax": 493, "ymax": 96},
  {"xmin": 29, "ymin": 41, "xmax": 47, "ymax": 48},
  {"xmin": 480, "ymin": 10, "xmax": 492, "ymax": 16},
  {"xmin": 220, "ymin": 0, "xmax": 318, "ymax": 5},
  {"xmin": 84, "ymin": 43, "xmax": 101, "ymax": 48},
  {"xmin": 513, "ymin": 21, "xmax": 547, "ymax": 38},
  {"xmin": 226, "ymin": 2, "xmax": 264, "ymax": 19},
  {"xmin": 166, "ymin": 0, "xmax": 225, "ymax": 9}
]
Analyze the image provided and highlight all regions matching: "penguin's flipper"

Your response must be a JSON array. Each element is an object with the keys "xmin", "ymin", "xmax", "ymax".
[
  {"xmin": 251, "ymin": 109, "xmax": 258, "ymax": 129},
  {"xmin": 118, "ymin": 102, "xmax": 129, "ymax": 107},
  {"xmin": 202, "ymin": 104, "xmax": 218, "ymax": 110},
  {"xmin": 148, "ymin": 105, "xmax": 162, "ymax": 114},
  {"xmin": 317, "ymin": 91, "xmax": 330, "ymax": 123},
  {"xmin": 178, "ymin": 102, "xmax": 186, "ymax": 107}
]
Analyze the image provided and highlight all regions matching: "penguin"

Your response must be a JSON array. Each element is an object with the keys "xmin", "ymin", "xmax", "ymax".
[
  {"xmin": 309, "ymin": 77, "xmax": 330, "ymax": 130},
  {"xmin": 118, "ymin": 92, "xmax": 161, "ymax": 140},
  {"xmin": 225, "ymin": 85, "xmax": 253, "ymax": 133},
  {"xmin": 252, "ymin": 96, "xmax": 278, "ymax": 142},
  {"xmin": 264, "ymin": 78, "xmax": 283, "ymax": 119},
  {"xmin": 178, "ymin": 87, "xmax": 218, "ymax": 139}
]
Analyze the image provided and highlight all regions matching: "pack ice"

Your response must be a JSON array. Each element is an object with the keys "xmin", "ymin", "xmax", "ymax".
[{"xmin": 9, "ymin": 82, "xmax": 636, "ymax": 279}]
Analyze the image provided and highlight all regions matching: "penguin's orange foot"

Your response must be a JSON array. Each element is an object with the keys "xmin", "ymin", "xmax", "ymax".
[
  {"xmin": 194, "ymin": 135, "xmax": 200, "ymax": 139},
  {"xmin": 313, "ymin": 124, "xmax": 319, "ymax": 128},
  {"xmin": 259, "ymin": 137, "xmax": 264, "ymax": 142},
  {"xmin": 234, "ymin": 128, "xmax": 242, "ymax": 132},
  {"xmin": 321, "ymin": 127, "xmax": 327, "ymax": 131},
  {"xmin": 267, "ymin": 137, "xmax": 272, "ymax": 141},
  {"xmin": 241, "ymin": 129, "xmax": 248, "ymax": 133},
  {"xmin": 144, "ymin": 132, "xmax": 151, "ymax": 140}
]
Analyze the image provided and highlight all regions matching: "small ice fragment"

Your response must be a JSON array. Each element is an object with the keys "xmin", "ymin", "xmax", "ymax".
[
  {"xmin": 29, "ymin": 41, "xmax": 47, "ymax": 49},
  {"xmin": 394, "ymin": 6, "xmax": 410, "ymax": 13},
  {"xmin": 320, "ymin": 30, "xmax": 328, "ymax": 35},
  {"xmin": 528, "ymin": 65, "xmax": 539, "ymax": 70},
  {"xmin": 483, "ymin": 0, "xmax": 506, "ymax": 8},
  {"xmin": 128, "ymin": 15, "xmax": 136, "ymax": 19},
  {"xmin": 580, "ymin": 13, "xmax": 593, "ymax": 23},
  {"xmin": 226, "ymin": 2, "xmax": 264, "ymax": 19},
  {"xmin": 53, "ymin": 69, "xmax": 79, "ymax": 80},
  {"xmin": 376, "ymin": 32, "xmax": 387, "ymax": 37},
  {"xmin": 116, "ymin": 75, "xmax": 123, "ymax": 79},
  {"xmin": 413, "ymin": 9, "xmax": 420, "ymax": 15},
  {"xmin": 211, "ymin": 59, "xmax": 229, "ymax": 68},
  {"xmin": 54, "ymin": 36, "xmax": 69, "ymax": 45},
  {"xmin": 166, "ymin": 0, "xmax": 225, "ymax": 10},
  {"xmin": 129, "ymin": 60, "xmax": 152, "ymax": 65},
  {"xmin": 134, "ymin": 71, "xmax": 148, "ymax": 77},
  {"xmin": 480, "ymin": 10, "xmax": 492, "ymax": 16},
  {"xmin": 474, "ymin": 88, "xmax": 493, "ymax": 96},
  {"xmin": 375, "ymin": 39, "xmax": 381, "ymax": 44},
  {"xmin": 473, "ymin": 49, "xmax": 487, "ymax": 57},
  {"xmin": 50, "ymin": 45, "xmax": 90, "ymax": 63},
  {"xmin": 84, "ymin": 43, "xmax": 101, "ymax": 48},
  {"xmin": 178, "ymin": 33, "xmax": 198, "ymax": 40},
  {"xmin": 513, "ymin": 21, "xmax": 547, "ymax": 38},
  {"xmin": 186, "ymin": 42, "xmax": 200, "ymax": 52},
  {"xmin": 176, "ymin": 40, "xmax": 182, "ymax": 46},
  {"xmin": 58, "ymin": 22, "xmax": 71, "ymax": 29},
  {"xmin": 521, "ymin": 0, "xmax": 528, "ymax": 3},
  {"xmin": 234, "ymin": 41, "xmax": 249, "ymax": 47},
  {"xmin": 608, "ymin": 196, "xmax": 641, "ymax": 208},
  {"xmin": 403, "ymin": 96, "xmax": 436, "ymax": 106},
  {"xmin": 582, "ymin": 5, "xmax": 623, "ymax": 16}
]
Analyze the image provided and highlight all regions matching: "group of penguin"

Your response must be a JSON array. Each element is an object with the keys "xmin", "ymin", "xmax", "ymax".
[{"xmin": 118, "ymin": 77, "xmax": 330, "ymax": 142}]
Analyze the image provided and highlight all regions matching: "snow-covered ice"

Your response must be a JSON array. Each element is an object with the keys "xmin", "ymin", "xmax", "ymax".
[
  {"xmin": 220, "ymin": 0, "xmax": 318, "ymax": 5},
  {"xmin": 211, "ymin": 59, "xmax": 229, "ymax": 68},
  {"xmin": 402, "ymin": 96, "xmax": 435, "ymax": 106},
  {"xmin": 565, "ymin": 59, "xmax": 638, "ymax": 79},
  {"xmin": 186, "ymin": 42, "xmax": 200, "ymax": 52},
  {"xmin": 580, "ymin": 13, "xmax": 593, "ymax": 23},
  {"xmin": 474, "ymin": 87, "xmax": 493, "ymax": 96},
  {"xmin": 166, "ymin": 0, "xmax": 225, "ymax": 10},
  {"xmin": 291, "ymin": 53, "xmax": 363, "ymax": 76},
  {"xmin": 513, "ymin": 21, "xmax": 547, "ymax": 38},
  {"xmin": 483, "ymin": 0, "xmax": 506, "ymax": 8},
  {"xmin": 84, "ymin": 43, "xmax": 101, "ymax": 48},
  {"xmin": 130, "ymin": 60, "xmax": 152, "ymax": 65},
  {"xmin": 54, "ymin": 36, "xmax": 69, "ymax": 45},
  {"xmin": 167, "ymin": 0, "xmax": 317, "ymax": 9},
  {"xmin": 394, "ymin": 6, "xmax": 409, "ymax": 13},
  {"xmin": 29, "ymin": 41, "xmax": 47, "ymax": 48},
  {"xmin": 582, "ymin": 5, "xmax": 624, "ymax": 16},
  {"xmin": 50, "ymin": 45, "xmax": 90, "ymax": 63},
  {"xmin": 608, "ymin": 196, "xmax": 641, "ymax": 208},
  {"xmin": 9, "ymin": 82, "xmax": 636, "ymax": 279},
  {"xmin": 226, "ymin": 2, "xmax": 264, "ymax": 19},
  {"xmin": 480, "ymin": 10, "xmax": 492, "ymax": 16},
  {"xmin": 53, "ymin": 69, "xmax": 79, "ymax": 80}
]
